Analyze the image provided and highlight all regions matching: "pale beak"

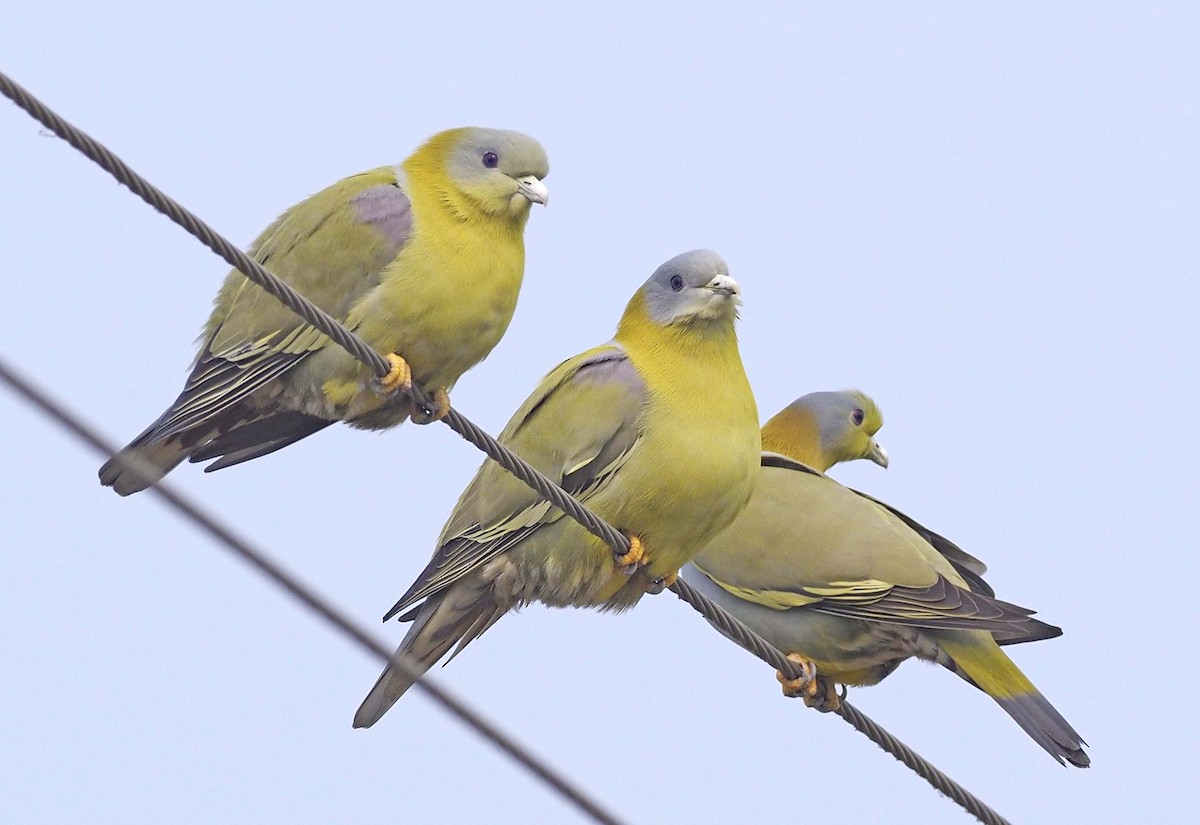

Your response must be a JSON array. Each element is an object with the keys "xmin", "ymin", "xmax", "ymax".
[
  {"xmin": 707, "ymin": 274, "xmax": 740, "ymax": 297},
  {"xmin": 515, "ymin": 175, "xmax": 549, "ymax": 206},
  {"xmin": 867, "ymin": 440, "xmax": 889, "ymax": 468}
]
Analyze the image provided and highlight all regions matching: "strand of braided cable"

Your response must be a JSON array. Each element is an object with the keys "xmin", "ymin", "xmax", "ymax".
[
  {"xmin": 669, "ymin": 577, "xmax": 1011, "ymax": 825},
  {"xmin": 0, "ymin": 74, "xmax": 391, "ymax": 380},
  {"xmin": 1, "ymin": 68, "xmax": 1008, "ymax": 824},
  {"xmin": 0, "ymin": 355, "xmax": 628, "ymax": 825},
  {"xmin": 0, "ymin": 70, "xmax": 629, "ymax": 554},
  {"xmin": 835, "ymin": 703, "xmax": 1012, "ymax": 825}
]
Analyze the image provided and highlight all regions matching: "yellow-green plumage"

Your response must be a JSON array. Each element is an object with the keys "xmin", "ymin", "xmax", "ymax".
[
  {"xmin": 684, "ymin": 391, "xmax": 1089, "ymax": 767},
  {"xmin": 354, "ymin": 249, "xmax": 761, "ymax": 728},
  {"xmin": 325, "ymin": 130, "xmax": 539, "ymax": 415},
  {"xmin": 761, "ymin": 389, "xmax": 886, "ymax": 472},
  {"xmin": 100, "ymin": 127, "xmax": 548, "ymax": 495}
]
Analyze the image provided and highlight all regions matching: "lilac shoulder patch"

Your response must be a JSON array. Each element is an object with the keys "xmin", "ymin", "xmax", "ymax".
[{"xmin": 351, "ymin": 183, "xmax": 414, "ymax": 249}]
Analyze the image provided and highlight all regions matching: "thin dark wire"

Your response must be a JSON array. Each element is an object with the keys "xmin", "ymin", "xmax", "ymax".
[
  {"xmin": 670, "ymin": 578, "xmax": 802, "ymax": 677},
  {"xmin": 0, "ymin": 68, "xmax": 627, "ymax": 554},
  {"xmin": 835, "ymin": 703, "xmax": 1013, "ymax": 825},
  {"xmin": 2, "ymin": 81, "xmax": 390, "ymax": 377},
  {"xmin": 0, "ymin": 356, "xmax": 627, "ymax": 825},
  {"xmin": 668, "ymin": 578, "xmax": 1011, "ymax": 825},
  {"xmin": 1, "ymin": 69, "xmax": 1010, "ymax": 825}
]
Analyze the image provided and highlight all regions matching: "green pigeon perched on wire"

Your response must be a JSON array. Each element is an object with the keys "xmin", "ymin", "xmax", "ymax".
[
  {"xmin": 682, "ymin": 390, "xmax": 1090, "ymax": 768},
  {"xmin": 354, "ymin": 249, "xmax": 761, "ymax": 728},
  {"xmin": 100, "ymin": 127, "xmax": 548, "ymax": 495}
]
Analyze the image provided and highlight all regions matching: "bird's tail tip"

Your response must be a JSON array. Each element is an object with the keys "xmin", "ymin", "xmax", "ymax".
[
  {"xmin": 98, "ymin": 447, "xmax": 174, "ymax": 495},
  {"xmin": 98, "ymin": 414, "xmax": 199, "ymax": 495},
  {"xmin": 996, "ymin": 691, "xmax": 1090, "ymax": 768},
  {"xmin": 352, "ymin": 588, "xmax": 502, "ymax": 729},
  {"xmin": 352, "ymin": 665, "xmax": 414, "ymax": 729}
]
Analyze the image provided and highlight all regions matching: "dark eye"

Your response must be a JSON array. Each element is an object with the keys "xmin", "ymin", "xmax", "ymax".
[
  {"xmin": 482, "ymin": 151, "xmax": 499, "ymax": 168},
  {"xmin": 669, "ymin": 274, "xmax": 684, "ymax": 291},
  {"xmin": 851, "ymin": 408, "xmax": 865, "ymax": 426}
]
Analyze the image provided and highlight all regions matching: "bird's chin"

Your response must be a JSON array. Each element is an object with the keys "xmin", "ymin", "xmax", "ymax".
[
  {"xmin": 694, "ymin": 292, "xmax": 739, "ymax": 321},
  {"xmin": 506, "ymin": 192, "xmax": 535, "ymax": 215}
]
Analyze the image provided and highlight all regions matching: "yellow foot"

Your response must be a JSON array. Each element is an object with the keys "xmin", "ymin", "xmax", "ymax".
[
  {"xmin": 614, "ymin": 534, "xmax": 646, "ymax": 576},
  {"xmin": 411, "ymin": 386, "xmax": 451, "ymax": 425},
  {"xmin": 776, "ymin": 652, "xmax": 819, "ymax": 700},
  {"xmin": 371, "ymin": 353, "xmax": 412, "ymax": 395}
]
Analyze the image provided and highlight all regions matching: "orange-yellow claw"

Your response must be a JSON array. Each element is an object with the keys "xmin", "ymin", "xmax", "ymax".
[
  {"xmin": 372, "ymin": 353, "xmax": 412, "ymax": 395},
  {"xmin": 776, "ymin": 652, "xmax": 819, "ymax": 700},
  {"xmin": 411, "ymin": 386, "xmax": 451, "ymax": 425},
  {"xmin": 614, "ymin": 534, "xmax": 646, "ymax": 575},
  {"xmin": 660, "ymin": 569, "xmax": 679, "ymax": 588}
]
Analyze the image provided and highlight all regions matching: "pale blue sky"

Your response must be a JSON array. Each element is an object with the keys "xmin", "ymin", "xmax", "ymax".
[{"xmin": 2, "ymin": 3, "xmax": 1197, "ymax": 823}]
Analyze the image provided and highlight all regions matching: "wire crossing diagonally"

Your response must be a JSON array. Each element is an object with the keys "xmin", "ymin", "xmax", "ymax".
[
  {"xmin": 0, "ymin": 355, "xmax": 629, "ymax": 825},
  {"xmin": 0, "ymin": 69, "xmax": 1013, "ymax": 825}
]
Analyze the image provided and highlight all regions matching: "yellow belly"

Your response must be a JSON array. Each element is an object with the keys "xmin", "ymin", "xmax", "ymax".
[{"xmin": 322, "ymin": 223, "xmax": 525, "ymax": 412}]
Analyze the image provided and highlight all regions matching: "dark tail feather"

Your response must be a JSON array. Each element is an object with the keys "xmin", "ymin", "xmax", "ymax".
[
  {"xmin": 99, "ymin": 431, "xmax": 199, "ymax": 496},
  {"xmin": 353, "ymin": 581, "xmax": 503, "ymax": 729},
  {"xmin": 98, "ymin": 407, "xmax": 223, "ymax": 495},
  {"xmin": 941, "ymin": 636, "xmax": 1090, "ymax": 768},
  {"xmin": 100, "ymin": 409, "xmax": 333, "ymax": 492},
  {"xmin": 993, "ymin": 691, "xmax": 1090, "ymax": 768},
  {"xmin": 99, "ymin": 395, "xmax": 268, "ymax": 495},
  {"xmin": 188, "ymin": 412, "xmax": 333, "ymax": 471},
  {"xmin": 993, "ymin": 617, "xmax": 1063, "ymax": 646}
]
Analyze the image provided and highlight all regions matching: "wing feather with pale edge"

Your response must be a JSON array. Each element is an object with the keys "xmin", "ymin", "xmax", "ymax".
[
  {"xmin": 760, "ymin": 453, "xmax": 993, "ymax": 594},
  {"xmin": 709, "ymin": 454, "xmax": 1059, "ymax": 640},
  {"xmin": 140, "ymin": 174, "xmax": 414, "ymax": 446},
  {"xmin": 384, "ymin": 345, "xmax": 646, "ymax": 621}
]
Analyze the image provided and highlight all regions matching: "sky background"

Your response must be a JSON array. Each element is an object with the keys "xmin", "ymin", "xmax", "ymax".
[{"xmin": 1, "ymin": 3, "xmax": 1197, "ymax": 823}]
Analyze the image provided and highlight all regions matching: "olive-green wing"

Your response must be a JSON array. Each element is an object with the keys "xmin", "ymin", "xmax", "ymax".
[
  {"xmin": 151, "ymin": 168, "xmax": 414, "ymax": 442},
  {"xmin": 700, "ymin": 454, "xmax": 1060, "ymax": 641},
  {"xmin": 761, "ymin": 452, "xmax": 993, "ymax": 593},
  {"xmin": 852, "ymin": 490, "xmax": 994, "ymax": 595},
  {"xmin": 384, "ymin": 344, "xmax": 646, "ymax": 620}
]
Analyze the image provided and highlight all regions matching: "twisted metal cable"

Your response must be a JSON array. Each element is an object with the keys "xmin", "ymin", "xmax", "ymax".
[
  {"xmin": 0, "ymin": 355, "xmax": 627, "ymax": 825},
  {"xmin": 834, "ymin": 702, "xmax": 1013, "ymax": 825},
  {"xmin": 2, "ymin": 69, "xmax": 1010, "ymax": 824},
  {"xmin": 670, "ymin": 576, "xmax": 1012, "ymax": 825},
  {"xmin": 441, "ymin": 408, "xmax": 629, "ymax": 551},
  {"xmin": 669, "ymin": 578, "xmax": 806, "ymax": 679},
  {"xmin": 0, "ymin": 75, "xmax": 391, "ymax": 379},
  {"xmin": 0, "ymin": 69, "xmax": 631, "ymax": 558}
]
